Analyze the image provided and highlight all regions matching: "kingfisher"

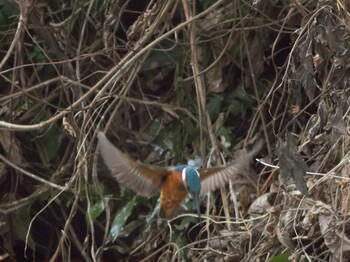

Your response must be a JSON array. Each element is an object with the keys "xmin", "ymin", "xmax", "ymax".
[{"xmin": 98, "ymin": 132, "xmax": 262, "ymax": 219}]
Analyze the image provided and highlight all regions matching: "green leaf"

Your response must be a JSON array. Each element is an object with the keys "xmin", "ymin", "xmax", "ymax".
[
  {"xmin": 174, "ymin": 216, "xmax": 197, "ymax": 230},
  {"xmin": 171, "ymin": 231, "xmax": 188, "ymax": 259},
  {"xmin": 148, "ymin": 118, "xmax": 162, "ymax": 139},
  {"xmin": 141, "ymin": 42, "xmax": 182, "ymax": 71},
  {"xmin": 28, "ymin": 45, "xmax": 46, "ymax": 63},
  {"xmin": 207, "ymin": 95, "xmax": 224, "ymax": 121},
  {"xmin": 0, "ymin": 1, "xmax": 18, "ymax": 27},
  {"xmin": 268, "ymin": 252, "xmax": 291, "ymax": 262},
  {"xmin": 224, "ymin": 86, "xmax": 255, "ymax": 116},
  {"xmin": 217, "ymin": 127, "xmax": 233, "ymax": 147},
  {"xmin": 182, "ymin": 117, "xmax": 197, "ymax": 140},
  {"xmin": 109, "ymin": 195, "xmax": 137, "ymax": 242},
  {"xmin": 13, "ymin": 204, "xmax": 35, "ymax": 249},
  {"xmin": 88, "ymin": 200, "xmax": 105, "ymax": 222},
  {"xmin": 37, "ymin": 128, "xmax": 61, "ymax": 164},
  {"xmin": 28, "ymin": 111, "xmax": 61, "ymax": 164}
]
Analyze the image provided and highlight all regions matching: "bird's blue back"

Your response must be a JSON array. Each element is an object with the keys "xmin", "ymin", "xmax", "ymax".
[
  {"xmin": 175, "ymin": 165, "xmax": 201, "ymax": 194},
  {"xmin": 185, "ymin": 167, "xmax": 201, "ymax": 193}
]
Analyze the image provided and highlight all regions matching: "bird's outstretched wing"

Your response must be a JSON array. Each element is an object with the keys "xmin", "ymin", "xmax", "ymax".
[
  {"xmin": 199, "ymin": 141, "xmax": 263, "ymax": 195},
  {"xmin": 98, "ymin": 132, "xmax": 168, "ymax": 197}
]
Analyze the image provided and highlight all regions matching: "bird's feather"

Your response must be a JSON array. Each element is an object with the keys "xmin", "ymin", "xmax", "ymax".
[
  {"xmin": 98, "ymin": 132, "xmax": 168, "ymax": 197},
  {"xmin": 159, "ymin": 171, "xmax": 187, "ymax": 218},
  {"xmin": 199, "ymin": 140, "xmax": 263, "ymax": 195}
]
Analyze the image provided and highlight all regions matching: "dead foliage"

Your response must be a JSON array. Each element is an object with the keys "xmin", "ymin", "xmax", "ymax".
[{"xmin": 1, "ymin": 0, "xmax": 350, "ymax": 261}]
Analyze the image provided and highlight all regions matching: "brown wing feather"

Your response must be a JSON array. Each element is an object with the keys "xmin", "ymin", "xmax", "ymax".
[
  {"xmin": 98, "ymin": 132, "xmax": 168, "ymax": 197},
  {"xmin": 199, "ymin": 141, "xmax": 263, "ymax": 195}
]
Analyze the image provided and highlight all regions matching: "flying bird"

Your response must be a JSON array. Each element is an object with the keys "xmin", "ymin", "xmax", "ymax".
[{"xmin": 98, "ymin": 132, "xmax": 262, "ymax": 219}]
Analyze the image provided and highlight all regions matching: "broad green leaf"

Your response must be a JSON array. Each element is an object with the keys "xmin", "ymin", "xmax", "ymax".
[
  {"xmin": 16, "ymin": 99, "xmax": 33, "ymax": 117},
  {"xmin": 141, "ymin": 42, "xmax": 182, "ymax": 71},
  {"xmin": 28, "ymin": 111, "xmax": 61, "ymax": 165},
  {"xmin": 148, "ymin": 118, "xmax": 161, "ymax": 139},
  {"xmin": 0, "ymin": 1, "xmax": 18, "ymax": 27},
  {"xmin": 182, "ymin": 117, "xmax": 197, "ymax": 141},
  {"xmin": 174, "ymin": 216, "xmax": 197, "ymax": 230},
  {"xmin": 218, "ymin": 127, "xmax": 233, "ymax": 147},
  {"xmin": 268, "ymin": 252, "xmax": 291, "ymax": 262},
  {"xmin": 13, "ymin": 204, "xmax": 35, "ymax": 249},
  {"xmin": 35, "ymin": 123, "xmax": 61, "ymax": 164},
  {"xmin": 110, "ymin": 195, "xmax": 137, "ymax": 242},
  {"xmin": 28, "ymin": 45, "xmax": 46, "ymax": 63},
  {"xmin": 207, "ymin": 95, "xmax": 224, "ymax": 121},
  {"xmin": 171, "ymin": 232, "xmax": 188, "ymax": 259},
  {"xmin": 16, "ymin": 99, "xmax": 61, "ymax": 165},
  {"xmin": 87, "ymin": 200, "xmax": 105, "ymax": 222}
]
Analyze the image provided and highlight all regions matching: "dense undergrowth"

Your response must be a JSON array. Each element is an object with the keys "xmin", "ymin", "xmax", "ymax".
[{"xmin": 1, "ymin": 0, "xmax": 350, "ymax": 261}]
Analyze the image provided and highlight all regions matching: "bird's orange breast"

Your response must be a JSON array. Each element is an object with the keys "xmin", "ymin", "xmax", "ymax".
[{"xmin": 159, "ymin": 171, "xmax": 188, "ymax": 218}]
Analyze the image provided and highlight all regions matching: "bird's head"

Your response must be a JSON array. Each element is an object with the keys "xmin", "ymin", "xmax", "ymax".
[{"xmin": 181, "ymin": 166, "xmax": 201, "ymax": 219}]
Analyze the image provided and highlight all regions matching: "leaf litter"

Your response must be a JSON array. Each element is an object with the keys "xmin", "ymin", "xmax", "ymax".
[{"xmin": 1, "ymin": 0, "xmax": 350, "ymax": 261}]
